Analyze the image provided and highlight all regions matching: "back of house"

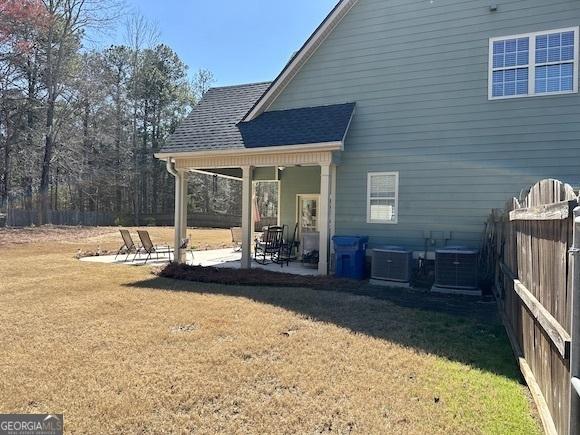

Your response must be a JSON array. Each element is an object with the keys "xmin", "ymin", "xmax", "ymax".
[
  {"xmin": 268, "ymin": 0, "xmax": 580, "ymax": 251},
  {"xmin": 158, "ymin": 0, "xmax": 580, "ymax": 271}
]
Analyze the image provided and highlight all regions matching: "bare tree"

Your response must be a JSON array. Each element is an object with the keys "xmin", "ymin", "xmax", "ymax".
[
  {"xmin": 191, "ymin": 68, "xmax": 215, "ymax": 102},
  {"xmin": 38, "ymin": 0, "xmax": 121, "ymax": 223},
  {"xmin": 124, "ymin": 11, "xmax": 159, "ymax": 225}
]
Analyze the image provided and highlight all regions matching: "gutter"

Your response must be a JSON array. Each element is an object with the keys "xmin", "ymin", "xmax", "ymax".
[{"xmin": 166, "ymin": 159, "xmax": 179, "ymax": 178}]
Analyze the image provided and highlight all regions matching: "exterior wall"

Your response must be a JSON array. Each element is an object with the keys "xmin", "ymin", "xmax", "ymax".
[
  {"xmin": 268, "ymin": 0, "xmax": 580, "ymax": 250},
  {"xmin": 253, "ymin": 167, "xmax": 276, "ymax": 181},
  {"xmin": 280, "ymin": 167, "xmax": 321, "ymax": 228},
  {"xmin": 252, "ymin": 166, "xmax": 321, "ymax": 228}
]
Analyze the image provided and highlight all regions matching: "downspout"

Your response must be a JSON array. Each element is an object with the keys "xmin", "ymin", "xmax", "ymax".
[
  {"xmin": 570, "ymin": 206, "xmax": 580, "ymax": 435},
  {"xmin": 165, "ymin": 159, "xmax": 182, "ymax": 263},
  {"xmin": 166, "ymin": 159, "xmax": 179, "ymax": 178}
]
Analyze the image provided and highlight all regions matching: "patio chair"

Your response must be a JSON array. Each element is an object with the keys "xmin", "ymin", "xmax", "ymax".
[
  {"xmin": 231, "ymin": 227, "xmax": 242, "ymax": 252},
  {"xmin": 135, "ymin": 230, "xmax": 174, "ymax": 264},
  {"xmin": 278, "ymin": 223, "xmax": 299, "ymax": 267},
  {"xmin": 115, "ymin": 229, "xmax": 139, "ymax": 261},
  {"xmin": 254, "ymin": 225, "xmax": 284, "ymax": 265}
]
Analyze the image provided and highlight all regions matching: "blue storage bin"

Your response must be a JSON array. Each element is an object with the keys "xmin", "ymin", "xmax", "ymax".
[{"xmin": 332, "ymin": 236, "xmax": 369, "ymax": 280}]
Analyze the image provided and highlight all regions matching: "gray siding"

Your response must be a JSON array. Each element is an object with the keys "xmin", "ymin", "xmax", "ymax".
[{"xmin": 269, "ymin": 0, "xmax": 580, "ymax": 250}]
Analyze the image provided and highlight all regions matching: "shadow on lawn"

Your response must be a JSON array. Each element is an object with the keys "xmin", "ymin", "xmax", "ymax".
[{"xmin": 124, "ymin": 276, "xmax": 521, "ymax": 381}]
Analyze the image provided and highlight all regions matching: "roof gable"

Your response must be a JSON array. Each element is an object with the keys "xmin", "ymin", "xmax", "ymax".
[{"xmin": 242, "ymin": 0, "xmax": 359, "ymax": 122}]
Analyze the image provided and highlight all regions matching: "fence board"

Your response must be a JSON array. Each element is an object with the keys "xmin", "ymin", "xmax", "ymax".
[{"xmin": 488, "ymin": 179, "xmax": 578, "ymax": 435}]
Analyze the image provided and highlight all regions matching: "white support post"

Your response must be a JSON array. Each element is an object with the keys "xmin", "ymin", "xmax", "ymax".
[
  {"xmin": 330, "ymin": 164, "xmax": 337, "ymax": 268},
  {"xmin": 570, "ymin": 206, "xmax": 580, "ymax": 435},
  {"xmin": 179, "ymin": 172, "xmax": 188, "ymax": 262},
  {"xmin": 173, "ymin": 170, "xmax": 183, "ymax": 263},
  {"xmin": 319, "ymin": 164, "xmax": 331, "ymax": 276},
  {"xmin": 241, "ymin": 166, "xmax": 253, "ymax": 269}
]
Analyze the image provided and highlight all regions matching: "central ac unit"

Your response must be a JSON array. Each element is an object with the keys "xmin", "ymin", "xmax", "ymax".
[
  {"xmin": 433, "ymin": 246, "xmax": 480, "ymax": 295},
  {"xmin": 371, "ymin": 246, "xmax": 413, "ymax": 285}
]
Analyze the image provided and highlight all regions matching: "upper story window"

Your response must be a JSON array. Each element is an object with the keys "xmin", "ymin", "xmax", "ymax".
[
  {"xmin": 367, "ymin": 172, "xmax": 398, "ymax": 224},
  {"xmin": 489, "ymin": 27, "xmax": 579, "ymax": 100}
]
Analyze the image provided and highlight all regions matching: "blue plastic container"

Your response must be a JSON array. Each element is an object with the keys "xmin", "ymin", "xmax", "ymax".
[{"xmin": 332, "ymin": 235, "xmax": 369, "ymax": 280}]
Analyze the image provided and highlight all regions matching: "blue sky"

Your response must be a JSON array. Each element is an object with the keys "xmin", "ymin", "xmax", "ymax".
[{"xmin": 101, "ymin": 0, "xmax": 338, "ymax": 87}]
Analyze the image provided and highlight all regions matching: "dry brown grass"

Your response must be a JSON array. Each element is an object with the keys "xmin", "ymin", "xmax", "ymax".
[
  {"xmin": 0, "ymin": 225, "xmax": 233, "ymax": 251},
  {"xmin": 0, "ymin": 227, "xmax": 540, "ymax": 434}
]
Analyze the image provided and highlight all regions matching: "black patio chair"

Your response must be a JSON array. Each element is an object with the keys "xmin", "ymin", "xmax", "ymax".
[
  {"xmin": 278, "ymin": 223, "xmax": 299, "ymax": 267},
  {"xmin": 254, "ymin": 225, "xmax": 284, "ymax": 265},
  {"xmin": 115, "ymin": 229, "xmax": 139, "ymax": 261}
]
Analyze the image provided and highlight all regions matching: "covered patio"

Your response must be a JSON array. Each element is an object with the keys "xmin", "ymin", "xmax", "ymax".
[
  {"xmin": 160, "ymin": 151, "xmax": 339, "ymax": 275},
  {"xmin": 154, "ymin": 83, "xmax": 355, "ymax": 276}
]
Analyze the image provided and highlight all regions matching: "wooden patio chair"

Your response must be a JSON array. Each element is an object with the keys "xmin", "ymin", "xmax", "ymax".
[
  {"xmin": 115, "ymin": 229, "xmax": 139, "ymax": 261},
  {"xmin": 231, "ymin": 227, "xmax": 242, "ymax": 252},
  {"xmin": 254, "ymin": 225, "xmax": 284, "ymax": 265}
]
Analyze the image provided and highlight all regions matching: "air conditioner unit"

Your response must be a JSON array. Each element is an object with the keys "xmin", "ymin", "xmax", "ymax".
[
  {"xmin": 371, "ymin": 246, "xmax": 413, "ymax": 286},
  {"xmin": 433, "ymin": 246, "xmax": 480, "ymax": 295}
]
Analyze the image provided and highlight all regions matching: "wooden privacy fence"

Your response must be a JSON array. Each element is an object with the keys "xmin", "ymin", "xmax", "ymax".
[
  {"xmin": 488, "ymin": 179, "xmax": 580, "ymax": 435},
  {"xmin": 139, "ymin": 212, "xmax": 241, "ymax": 229},
  {"xmin": 2, "ymin": 210, "xmax": 241, "ymax": 229},
  {"xmin": 6, "ymin": 209, "xmax": 114, "ymax": 227}
]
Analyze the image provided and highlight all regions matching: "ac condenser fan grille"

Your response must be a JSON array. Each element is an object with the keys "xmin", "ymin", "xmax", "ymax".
[
  {"xmin": 371, "ymin": 248, "xmax": 412, "ymax": 283},
  {"xmin": 435, "ymin": 248, "xmax": 478, "ymax": 290}
]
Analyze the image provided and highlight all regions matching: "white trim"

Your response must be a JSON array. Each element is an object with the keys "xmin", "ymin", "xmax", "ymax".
[
  {"xmin": 154, "ymin": 141, "xmax": 342, "ymax": 160},
  {"xmin": 296, "ymin": 194, "xmax": 321, "ymax": 241},
  {"xmin": 366, "ymin": 172, "xmax": 399, "ymax": 225},
  {"xmin": 243, "ymin": 0, "xmax": 359, "ymax": 121},
  {"xmin": 488, "ymin": 26, "xmax": 579, "ymax": 100}
]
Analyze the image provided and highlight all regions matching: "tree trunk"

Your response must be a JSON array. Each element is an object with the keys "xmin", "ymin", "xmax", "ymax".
[
  {"xmin": 0, "ymin": 109, "xmax": 9, "ymax": 210},
  {"xmin": 140, "ymin": 99, "xmax": 149, "ymax": 215},
  {"xmin": 114, "ymin": 76, "xmax": 123, "ymax": 214},
  {"xmin": 39, "ymin": 101, "xmax": 54, "ymax": 225}
]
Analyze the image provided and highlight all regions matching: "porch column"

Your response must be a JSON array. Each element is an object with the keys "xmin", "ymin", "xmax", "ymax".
[
  {"xmin": 319, "ymin": 163, "xmax": 331, "ymax": 275},
  {"xmin": 241, "ymin": 165, "xmax": 254, "ymax": 269},
  {"xmin": 179, "ymin": 172, "xmax": 188, "ymax": 262},
  {"xmin": 173, "ymin": 170, "xmax": 184, "ymax": 263}
]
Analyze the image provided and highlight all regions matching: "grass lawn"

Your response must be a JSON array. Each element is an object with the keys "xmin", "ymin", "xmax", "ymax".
[{"xmin": 0, "ymin": 226, "xmax": 541, "ymax": 434}]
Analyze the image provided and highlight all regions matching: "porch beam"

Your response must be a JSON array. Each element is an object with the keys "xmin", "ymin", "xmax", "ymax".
[
  {"xmin": 173, "ymin": 149, "xmax": 334, "ymax": 171},
  {"xmin": 241, "ymin": 166, "xmax": 254, "ymax": 269},
  {"xmin": 319, "ymin": 163, "xmax": 331, "ymax": 275}
]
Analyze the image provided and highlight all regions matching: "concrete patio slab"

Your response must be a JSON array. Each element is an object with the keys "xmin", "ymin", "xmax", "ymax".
[{"xmin": 80, "ymin": 248, "xmax": 319, "ymax": 276}]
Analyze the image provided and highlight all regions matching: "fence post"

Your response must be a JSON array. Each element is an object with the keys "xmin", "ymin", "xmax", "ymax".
[{"xmin": 571, "ymin": 206, "xmax": 580, "ymax": 435}]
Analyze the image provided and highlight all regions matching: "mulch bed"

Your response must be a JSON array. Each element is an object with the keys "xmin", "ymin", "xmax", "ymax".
[{"xmin": 157, "ymin": 262, "xmax": 367, "ymax": 291}]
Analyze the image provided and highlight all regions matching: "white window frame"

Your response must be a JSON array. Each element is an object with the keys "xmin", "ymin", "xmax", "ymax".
[
  {"xmin": 366, "ymin": 172, "xmax": 399, "ymax": 225},
  {"xmin": 488, "ymin": 26, "xmax": 579, "ymax": 100}
]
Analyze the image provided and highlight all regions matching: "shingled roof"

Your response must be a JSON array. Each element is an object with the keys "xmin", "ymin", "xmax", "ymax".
[
  {"xmin": 238, "ymin": 102, "xmax": 355, "ymax": 148},
  {"xmin": 161, "ymin": 82, "xmax": 355, "ymax": 154},
  {"xmin": 161, "ymin": 82, "xmax": 271, "ymax": 153}
]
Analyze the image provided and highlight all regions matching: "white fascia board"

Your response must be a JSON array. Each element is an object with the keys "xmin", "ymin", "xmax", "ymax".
[{"xmin": 154, "ymin": 141, "xmax": 343, "ymax": 160}]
